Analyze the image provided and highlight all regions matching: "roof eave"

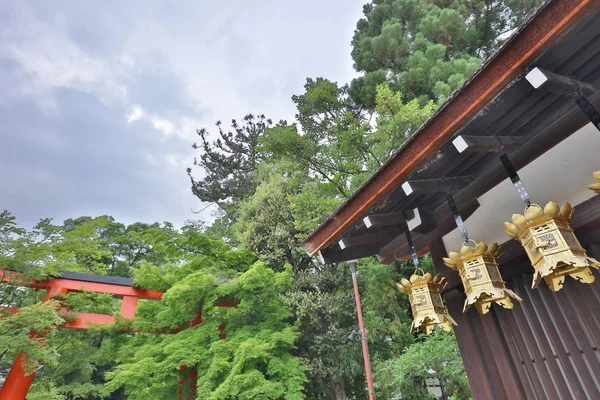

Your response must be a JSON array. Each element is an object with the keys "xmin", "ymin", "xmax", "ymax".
[{"xmin": 301, "ymin": 0, "xmax": 596, "ymax": 257}]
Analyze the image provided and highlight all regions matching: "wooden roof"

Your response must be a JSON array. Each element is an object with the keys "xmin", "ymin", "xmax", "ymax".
[{"xmin": 301, "ymin": 0, "xmax": 600, "ymax": 264}]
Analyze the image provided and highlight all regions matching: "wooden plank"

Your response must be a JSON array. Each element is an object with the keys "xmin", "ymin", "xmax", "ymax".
[
  {"xmin": 537, "ymin": 282, "xmax": 600, "ymax": 398},
  {"xmin": 479, "ymin": 308, "xmax": 529, "ymax": 398},
  {"xmin": 567, "ymin": 268, "xmax": 600, "ymax": 348},
  {"xmin": 520, "ymin": 278, "xmax": 583, "ymax": 399},
  {"xmin": 559, "ymin": 281, "xmax": 600, "ymax": 385},
  {"xmin": 467, "ymin": 309, "xmax": 516, "ymax": 399},
  {"xmin": 511, "ymin": 277, "xmax": 565, "ymax": 398},
  {"xmin": 494, "ymin": 291, "xmax": 541, "ymax": 400},
  {"xmin": 443, "ymin": 289, "xmax": 496, "ymax": 399}
]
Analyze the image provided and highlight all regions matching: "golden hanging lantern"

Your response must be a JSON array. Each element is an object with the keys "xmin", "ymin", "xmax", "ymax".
[
  {"xmin": 442, "ymin": 240, "xmax": 522, "ymax": 314},
  {"xmin": 396, "ymin": 273, "xmax": 457, "ymax": 335},
  {"xmin": 587, "ymin": 170, "xmax": 600, "ymax": 194},
  {"xmin": 504, "ymin": 201, "xmax": 600, "ymax": 291}
]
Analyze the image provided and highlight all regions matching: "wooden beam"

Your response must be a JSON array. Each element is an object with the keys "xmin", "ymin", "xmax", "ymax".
[
  {"xmin": 0, "ymin": 270, "xmax": 163, "ymax": 299},
  {"xmin": 361, "ymin": 207, "xmax": 435, "ymax": 235},
  {"xmin": 407, "ymin": 208, "xmax": 437, "ymax": 234},
  {"xmin": 338, "ymin": 227, "xmax": 403, "ymax": 250},
  {"xmin": 363, "ymin": 210, "xmax": 414, "ymax": 229},
  {"xmin": 452, "ymin": 135, "xmax": 527, "ymax": 153},
  {"xmin": 320, "ymin": 244, "xmax": 383, "ymax": 264},
  {"xmin": 525, "ymin": 67, "xmax": 597, "ymax": 95},
  {"xmin": 377, "ymin": 199, "xmax": 480, "ymax": 264},
  {"xmin": 401, "ymin": 176, "xmax": 472, "ymax": 196}
]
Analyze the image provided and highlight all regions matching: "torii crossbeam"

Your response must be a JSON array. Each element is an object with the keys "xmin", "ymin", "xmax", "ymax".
[{"xmin": 0, "ymin": 269, "xmax": 217, "ymax": 400}]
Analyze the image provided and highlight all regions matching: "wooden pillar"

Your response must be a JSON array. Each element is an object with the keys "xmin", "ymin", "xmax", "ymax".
[
  {"xmin": 0, "ymin": 285, "xmax": 69, "ymax": 400},
  {"xmin": 177, "ymin": 365, "xmax": 198, "ymax": 400},
  {"xmin": 120, "ymin": 296, "xmax": 139, "ymax": 319},
  {"xmin": 429, "ymin": 238, "xmax": 528, "ymax": 400},
  {"xmin": 0, "ymin": 353, "xmax": 37, "ymax": 400}
]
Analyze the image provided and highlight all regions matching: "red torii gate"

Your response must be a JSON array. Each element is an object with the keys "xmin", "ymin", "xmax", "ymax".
[{"xmin": 0, "ymin": 270, "xmax": 216, "ymax": 400}]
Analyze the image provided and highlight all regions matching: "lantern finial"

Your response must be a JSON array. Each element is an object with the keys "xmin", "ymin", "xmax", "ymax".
[{"xmin": 587, "ymin": 171, "xmax": 600, "ymax": 193}]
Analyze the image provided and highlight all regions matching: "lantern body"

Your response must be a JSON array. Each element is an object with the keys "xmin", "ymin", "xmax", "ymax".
[
  {"xmin": 396, "ymin": 273, "xmax": 457, "ymax": 335},
  {"xmin": 505, "ymin": 202, "xmax": 600, "ymax": 291},
  {"xmin": 443, "ymin": 242, "xmax": 521, "ymax": 314}
]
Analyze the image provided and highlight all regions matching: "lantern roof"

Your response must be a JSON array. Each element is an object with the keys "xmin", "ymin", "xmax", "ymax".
[{"xmin": 301, "ymin": 0, "xmax": 600, "ymax": 264}]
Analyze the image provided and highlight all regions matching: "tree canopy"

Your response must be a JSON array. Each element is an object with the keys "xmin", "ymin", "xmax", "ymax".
[
  {"xmin": 0, "ymin": 213, "xmax": 304, "ymax": 399},
  {"xmin": 349, "ymin": 0, "xmax": 543, "ymax": 106}
]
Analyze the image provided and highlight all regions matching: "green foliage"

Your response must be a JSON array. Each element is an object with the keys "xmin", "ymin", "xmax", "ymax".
[
  {"xmin": 366, "ymin": 84, "xmax": 434, "ymax": 181},
  {"xmin": 287, "ymin": 182, "xmax": 342, "ymax": 241},
  {"xmin": 261, "ymin": 81, "xmax": 434, "ymax": 204},
  {"xmin": 359, "ymin": 261, "xmax": 414, "ymax": 359},
  {"xmin": 350, "ymin": 0, "xmax": 543, "ymax": 105},
  {"xmin": 286, "ymin": 264, "xmax": 361, "ymax": 399},
  {"xmin": 0, "ymin": 300, "xmax": 65, "ymax": 375},
  {"xmin": 234, "ymin": 176, "xmax": 299, "ymax": 269},
  {"xmin": 1, "ymin": 212, "xmax": 166, "ymax": 281},
  {"xmin": 63, "ymin": 291, "xmax": 121, "ymax": 315},
  {"xmin": 0, "ymin": 213, "xmax": 300, "ymax": 399},
  {"xmin": 261, "ymin": 78, "xmax": 372, "ymax": 198},
  {"xmin": 198, "ymin": 78, "xmax": 444, "ymax": 399},
  {"xmin": 378, "ymin": 330, "xmax": 471, "ymax": 399},
  {"xmin": 106, "ymin": 262, "xmax": 307, "ymax": 400}
]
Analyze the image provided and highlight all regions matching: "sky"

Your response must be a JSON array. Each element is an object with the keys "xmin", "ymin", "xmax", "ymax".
[{"xmin": 0, "ymin": 0, "xmax": 365, "ymax": 228}]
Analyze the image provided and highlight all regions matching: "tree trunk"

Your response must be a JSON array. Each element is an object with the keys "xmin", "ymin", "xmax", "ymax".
[{"xmin": 320, "ymin": 375, "xmax": 346, "ymax": 400}]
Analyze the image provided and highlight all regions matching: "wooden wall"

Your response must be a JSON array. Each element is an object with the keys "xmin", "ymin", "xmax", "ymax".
[{"xmin": 430, "ymin": 195, "xmax": 600, "ymax": 400}]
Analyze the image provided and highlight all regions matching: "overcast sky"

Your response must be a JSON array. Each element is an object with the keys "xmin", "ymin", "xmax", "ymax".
[{"xmin": 0, "ymin": 0, "xmax": 365, "ymax": 228}]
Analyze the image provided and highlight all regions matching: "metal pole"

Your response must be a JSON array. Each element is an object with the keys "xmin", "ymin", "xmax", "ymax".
[{"xmin": 348, "ymin": 260, "xmax": 376, "ymax": 400}]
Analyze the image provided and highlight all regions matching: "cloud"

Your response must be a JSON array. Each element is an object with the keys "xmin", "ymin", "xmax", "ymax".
[
  {"xmin": 0, "ymin": 0, "xmax": 365, "ymax": 229},
  {"xmin": 127, "ymin": 105, "xmax": 144, "ymax": 123},
  {"xmin": 151, "ymin": 118, "xmax": 176, "ymax": 136},
  {"xmin": 1, "ymin": 7, "xmax": 130, "ymax": 112},
  {"xmin": 126, "ymin": 104, "xmax": 198, "ymax": 140}
]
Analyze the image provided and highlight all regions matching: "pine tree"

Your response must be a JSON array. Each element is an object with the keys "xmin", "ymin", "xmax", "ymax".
[{"xmin": 350, "ymin": 0, "xmax": 544, "ymax": 106}]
